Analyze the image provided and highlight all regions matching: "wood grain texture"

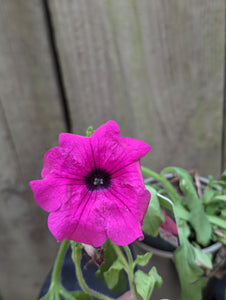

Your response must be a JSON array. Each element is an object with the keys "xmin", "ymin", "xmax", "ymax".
[
  {"xmin": 0, "ymin": 1, "xmax": 65, "ymax": 299},
  {"xmin": 50, "ymin": 0, "xmax": 225, "ymax": 177}
]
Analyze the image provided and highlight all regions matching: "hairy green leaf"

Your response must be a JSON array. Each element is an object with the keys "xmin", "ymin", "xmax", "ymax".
[
  {"xmin": 207, "ymin": 215, "xmax": 226, "ymax": 230},
  {"xmin": 103, "ymin": 259, "xmax": 124, "ymax": 290},
  {"xmin": 174, "ymin": 242, "xmax": 207, "ymax": 300},
  {"xmin": 135, "ymin": 267, "xmax": 162, "ymax": 300},
  {"xmin": 213, "ymin": 195, "xmax": 226, "ymax": 201},
  {"xmin": 133, "ymin": 252, "xmax": 152, "ymax": 269},
  {"xmin": 193, "ymin": 247, "xmax": 212, "ymax": 269},
  {"xmin": 96, "ymin": 239, "xmax": 127, "ymax": 292},
  {"xmin": 162, "ymin": 167, "xmax": 212, "ymax": 246},
  {"xmin": 143, "ymin": 186, "xmax": 164, "ymax": 236},
  {"xmin": 202, "ymin": 189, "xmax": 217, "ymax": 204}
]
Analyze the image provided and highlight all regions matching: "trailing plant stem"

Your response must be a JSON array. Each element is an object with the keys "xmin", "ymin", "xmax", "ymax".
[
  {"xmin": 124, "ymin": 245, "xmax": 139, "ymax": 300},
  {"xmin": 111, "ymin": 243, "xmax": 138, "ymax": 300},
  {"xmin": 51, "ymin": 239, "xmax": 69, "ymax": 285},
  {"xmin": 142, "ymin": 166, "xmax": 181, "ymax": 202},
  {"xmin": 73, "ymin": 246, "xmax": 114, "ymax": 300},
  {"xmin": 111, "ymin": 243, "xmax": 129, "ymax": 272}
]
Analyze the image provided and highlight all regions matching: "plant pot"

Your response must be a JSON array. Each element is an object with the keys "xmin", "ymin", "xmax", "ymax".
[
  {"xmin": 132, "ymin": 240, "xmax": 222, "ymax": 300},
  {"xmin": 134, "ymin": 173, "xmax": 223, "ymax": 300}
]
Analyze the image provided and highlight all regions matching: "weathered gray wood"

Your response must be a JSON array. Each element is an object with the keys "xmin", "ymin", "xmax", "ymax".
[
  {"xmin": 50, "ymin": 0, "xmax": 224, "ymax": 177},
  {"xmin": 0, "ymin": 1, "xmax": 65, "ymax": 299}
]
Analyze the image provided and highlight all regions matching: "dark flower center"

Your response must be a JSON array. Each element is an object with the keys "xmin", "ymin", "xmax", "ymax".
[{"xmin": 85, "ymin": 168, "xmax": 111, "ymax": 191}]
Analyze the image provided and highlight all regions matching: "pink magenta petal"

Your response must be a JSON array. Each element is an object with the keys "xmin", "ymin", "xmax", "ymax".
[
  {"xmin": 90, "ymin": 120, "xmax": 151, "ymax": 171},
  {"xmin": 111, "ymin": 162, "xmax": 151, "ymax": 222},
  {"xmin": 104, "ymin": 190, "xmax": 144, "ymax": 245},
  {"xmin": 30, "ymin": 178, "xmax": 68, "ymax": 212},
  {"xmin": 41, "ymin": 147, "xmax": 88, "ymax": 179},
  {"xmin": 30, "ymin": 178, "xmax": 86, "ymax": 212},
  {"xmin": 48, "ymin": 191, "xmax": 107, "ymax": 246},
  {"xmin": 48, "ymin": 210, "xmax": 77, "ymax": 242},
  {"xmin": 59, "ymin": 133, "xmax": 94, "ymax": 171},
  {"xmin": 120, "ymin": 137, "xmax": 151, "ymax": 161}
]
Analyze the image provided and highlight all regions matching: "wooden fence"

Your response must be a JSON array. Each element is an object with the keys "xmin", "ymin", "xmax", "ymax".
[{"xmin": 0, "ymin": 1, "xmax": 225, "ymax": 299}]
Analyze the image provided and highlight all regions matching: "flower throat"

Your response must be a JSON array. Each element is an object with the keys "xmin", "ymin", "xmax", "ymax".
[{"xmin": 85, "ymin": 168, "xmax": 112, "ymax": 191}]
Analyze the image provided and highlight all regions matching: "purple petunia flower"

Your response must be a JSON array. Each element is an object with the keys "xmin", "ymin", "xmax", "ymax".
[{"xmin": 30, "ymin": 121, "xmax": 151, "ymax": 247}]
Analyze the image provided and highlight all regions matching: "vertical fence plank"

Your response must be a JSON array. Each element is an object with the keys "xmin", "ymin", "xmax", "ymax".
[
  {"xmin": 49, "ymin": 0, "xmax": 225, "ymax": 177},
  {"xmin": 0, "ymin": 1, "xmax": 65, "ymax": 299}
]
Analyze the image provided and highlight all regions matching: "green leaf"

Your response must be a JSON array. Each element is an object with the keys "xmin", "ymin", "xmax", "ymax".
[
  {"xmin": 96, "ymin": 239, "xmax": 127, "ymax": 292},
  {"xmin": 133, "ymin": 252, "xmax": 152, "ymax": 269},
  {"xmin": 216, "ymin": 235, "xmax": 226, "ymax": 245},
  {"xmin": 103, "ymin": 259, "xmax": 124, "ymax": 290},
  {"xmin": 143, "ymin": 186, "xmax": 164, "ymax": 236},
  {"xmin": 157, "ymin": 193, "xmax": 174, "ymax": 212},
  {"xmin": 202, "ymin": 188, "xmax": 217, "ymax": 204},
  {"xmin": 86, "ymin": 126, "xmax": 95, "ymax": 137},
  {"xmin": 213, "ymin": 195, "xmax": 226, "ymax": 202},
  {"xmin": 162, "ymin": 167, "xmax": 212, "ymax": 246},
  {"xmin": 69, "ymin": 291, "xmax": 92, "ymax": 300},
  {"xmin": 39, "ymin": 291, "xmax": 53, "ymax": 300},
  {"xmin": 135, "ymin": 267, "xmax": 162, "ymax": 300},
  {"xmin": 174, "ymin": 242, "xmax": 207, "ymax": 300},
  {"xmin": 221, "ymin": 209, "xmax": 226, "ymax": 219},
  {"xmin": 39, "ymin": 288, "xmax": 55, "ymax": 300},
  {"xmin": 207, "ymin": 215, "xmax": 226, "ymax": 230},
  {"xmin": 173, "ymin": 205, "xmax": 191, "ymax": 244},
  {"xmin": 193, "ymin": 247, "xmax": 213, "ymax": 270},
  {"xmin": 159, "ymin": 194, "xmax": 190, "ymax": 222},
  {"xmin": 220, "ymin": 170, "xmax": 226, "ymax": 180}
]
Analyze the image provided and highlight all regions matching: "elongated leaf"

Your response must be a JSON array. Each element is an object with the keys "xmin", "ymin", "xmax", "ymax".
[
  {"xmin": 207, "ymin": 215, "xmax": 226, "ymax": 230},
  {"xmin": 162, "ymin": 167, "xmax": 212, "ymax": 246},
  {"xmin": 135, "ymin": 267, "xmax": 162, "ymax": 300},
  {"xmin": 143, "ymin": 186, "xmax": 164, "ymax": 236},
  {"xmin": 202, "ymin": 189, "xmax": 217, "ymax": 204},
  {"xmin": 213, "ymin": 195, "xmax": 226, "ymax": 201},
  {"xmin": 216, "ymin": 235, "xmax": 226, "ymax": 245},
  {"xmin": 157, "ymin": 193, "xmax": 174, "ymax": 212},
  {"xmin": 39, "ymin": 292, "xmax": 53, "ymax": 300},
  {"xmin": 221, "ymin": 209, "xmax": 226, "ymax": 219},
  {"xmin": 193, "ymin": 247, "xmax": 213, "ymax": 269},
  {"xmin": 174, "ymin": 242, "xmax": 207, "ymax": 300},
  {"xmin": 133, "ymin": 252, "xmax": 152, "ymax": 269},
  {"xmin": 103, "ymin": 259, "xmax": 124, "ymax": 290},
  {"xmin": 96, "ymin": 239, "xmax": 127, "ymax": 292}
]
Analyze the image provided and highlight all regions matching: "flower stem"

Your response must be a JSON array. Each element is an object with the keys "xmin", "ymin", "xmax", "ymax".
[
  {"xmin": 111, "ymin": 243, "xmax": 138, "ymax": 300},
  {"xmin": 124, "ymin": 246, "xmax": 138, "ymax": 300},
  {"xmin": 51, "ymin": 239, "xmax": 69, "ymax": 285},
  {"xmin": 72, "ymin": 245, "xmax": 114, "ymax": 300},
  {"xmin": 141, "ymin": 166, "xmax": 181, "ymax": 202},
  {"xmin": 111, "ymin": 243, "xmax": 129, "ymax": 272}
]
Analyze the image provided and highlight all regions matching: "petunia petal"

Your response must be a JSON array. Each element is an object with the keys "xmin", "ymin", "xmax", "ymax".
[
  {"xmin": 90, "ymin": 120, "xmax": 120, "ymax": 170},
  {"xmin": 120, "ymin": 137, "xmax": 151, "ymax": 161},
  {"xmin": 111, "ymin": 161, "xmax": 151, "ymax": 222},
  {"xmin": 29, "ymin": 178, "xmax": 85, "ymax": 212},
  {"xmin": 49, "ymin": 191, "xmax": 107, "ymax": 246},
  {"xmin": 104, "ymin": 191, "xmax": 144, "ymax": 245},
  {"xmin": 48, "ymin": 209, "xmax": 77, "ymax": 242},
  {"xmin": 90, "ymin": 120, "xmax": 151, "ymax": 172},
  {"xmin": 59, "ymin": 133, "xmax": 94, "ymax": 172},
  {"xmin": 41, "ymin": 147, "xmax": 87, "ymax": 179}
]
